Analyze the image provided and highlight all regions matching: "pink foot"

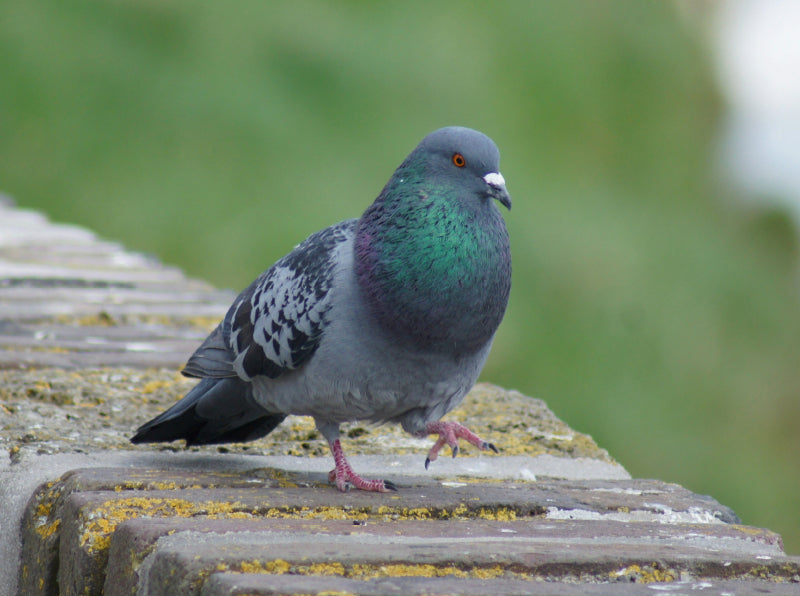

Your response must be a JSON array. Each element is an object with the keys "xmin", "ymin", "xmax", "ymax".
[
  {"xmin": 422, "ymin": 421, "xmax": 499, "ymax": 469},
  {"xmin": 327, "ymin": 439, "xmax": 397, "ymax": 492}
]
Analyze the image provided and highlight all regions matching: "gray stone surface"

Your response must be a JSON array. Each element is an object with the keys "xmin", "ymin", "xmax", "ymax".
[
  {"xmin": 200, "ymin": 574, "xmax": 800, "ymax": 596},
  {"xmin": 18, "ymin": 463, "xmax": 796, "ymax": 596},
  {"xmin": 105, "ymin": 514, "xmax": 793, "ymax": 595},
  {"xmin": 2, "ymin": 438, "xmax": 630, "ymax": 595},
  {"xmin": 134, "ymin": 531, "xmax": 800, "ymax": 596},
  {"xmin": 0, "ymin": 201, "xmax": 233, "ymax": 371},
  {"xmin": 3, "ymin": 201, "xmax": 799, "ymax": 595}
]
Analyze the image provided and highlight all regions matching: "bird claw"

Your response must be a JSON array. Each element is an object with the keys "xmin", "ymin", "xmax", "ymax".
[
  {"xmin": 328, "ymin": 468, "xmax": 396, "ymax": 493},
  {"xmin": 422, "ymin": 421, "xmax": 498, "ymax": 469},
  {"xmin": 328, "ymin": 438, "xmax": 396, "ymax": 492}
]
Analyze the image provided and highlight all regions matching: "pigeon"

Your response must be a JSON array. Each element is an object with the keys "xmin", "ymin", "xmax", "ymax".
[{"xmin": 131, "ymin": 126, "xmax": 512, "ymax": 492}]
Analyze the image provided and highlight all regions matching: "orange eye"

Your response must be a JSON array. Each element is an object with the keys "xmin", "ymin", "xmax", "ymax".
[{"xmin": 452, "ymin": 153, "xmax": 466, "ymax": 167}]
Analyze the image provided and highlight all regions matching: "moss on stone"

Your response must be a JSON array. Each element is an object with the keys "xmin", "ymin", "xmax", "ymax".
[{"xmin": 2, "ymin": 369, "xmax": 618, "ymax": 467}]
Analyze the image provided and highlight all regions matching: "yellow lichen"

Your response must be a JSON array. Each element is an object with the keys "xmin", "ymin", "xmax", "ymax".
[
  {"xmin": 77, "ymin": 496, "xmax": 252, "ymax": 554},
  {"xmin": 610, "ymin": 564, "xmax": 678, "ymax": 584},
  {"xmin": 398, "ymin": 507, "xmax": 433, "ymax": 520},
  {"xmin": 747, "ymin": 565, "xmax": 773, "ymax": 580},
  {"xmin": 141, "ymin": 380, "xmax": 175, "ymax": 394},
  {"xmin": 364, "ymin": 564, "xmax": 448, "ymax": 578},
  {"xmin": 348, "ymin": 563, "xmax": 507, "ymax": 580},
  {"xmin": 35, "ymin": 519, "xmax": 60, "ymax": 539},
  {"xmin": 733, "ymin": 525, "xmax": 768, "ymax": 537},
  {"xmin": 231, "ymin": 559, "xmax": 514, "ymax": 581},
  {"xmin": 32, "ymin": 484, "xmax": 63, "ymax": 540},
  {"xmin": 269, "ymin": 468, "xmax": 300, "ymax": 489},
  {"xmin": 239, "ymin": 560, "xmax": 264, "ymax": 574},
  {"xmin": 449, "ymin": 503, "xmax": 469, "ymax": 517},
  {"xmin": 151, "ymin": 481, "xmax": 180, "ymax": 490},
  {"xmin": 471, "ymin": 566, "xmax": 506, "ymax": 580},
  {"xmin": 476, "ymin": 507, "xmax": 517, "ymax": 521},
  {"xmin": 262, "ymin": 559, "xmax": 292, "ymax": 575},
  {"xmin": 303, "ymin": 562, "xmax": 347, "ymax": 576},
  {"xmin": 289, "ymin": 418, "xmax": 317, "ymax": 432},
  {"xmin": 304, "ymin": 507, "xmax": 369, "ymax": 521}
]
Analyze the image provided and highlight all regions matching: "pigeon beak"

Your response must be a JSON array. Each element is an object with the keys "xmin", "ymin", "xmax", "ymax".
[{"xmin": 483, "ymin": 172, "xmax": 512, "ymax": 210}]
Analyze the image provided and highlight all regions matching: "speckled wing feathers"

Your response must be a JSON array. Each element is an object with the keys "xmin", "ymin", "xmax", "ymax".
[{"xmin": 183, "ymin": 220, "xmax": 356, "ymax": 381}]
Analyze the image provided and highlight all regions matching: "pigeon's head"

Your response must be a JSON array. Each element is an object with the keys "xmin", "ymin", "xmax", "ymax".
[{"xmin": 409, "ymin": 126, "xmax": 511, "ymax": 211}]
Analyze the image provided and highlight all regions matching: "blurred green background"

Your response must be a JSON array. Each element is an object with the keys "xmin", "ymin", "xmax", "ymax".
[{"xmin": 2, "ymin": 1, "xmax": 798, "ymax": 552}]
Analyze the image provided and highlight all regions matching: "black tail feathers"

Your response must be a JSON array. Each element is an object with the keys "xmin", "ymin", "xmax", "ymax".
[{"xmin": 130, "ymin": 377, "xmax": 286, "ymax": 446}]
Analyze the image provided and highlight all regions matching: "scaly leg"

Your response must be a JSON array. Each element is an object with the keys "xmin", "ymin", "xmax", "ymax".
[
  {"xmin": 422, "ymin": 420, "xmax": 499, "ymax": 469},
  {"xmin": 326, "ymin": 438, "xmax": 397, "ymax": 492}
]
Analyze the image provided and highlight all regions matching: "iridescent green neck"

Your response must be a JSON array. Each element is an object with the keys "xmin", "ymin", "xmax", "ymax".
[{"xmin": 354, "ymin": 160, "xmax": 511, "ymax": 353}]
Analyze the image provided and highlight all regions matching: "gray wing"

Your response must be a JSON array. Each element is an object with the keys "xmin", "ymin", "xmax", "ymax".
[{"xmin": 183, "ymin": 219, "xmax": 356, "ymax": 381}]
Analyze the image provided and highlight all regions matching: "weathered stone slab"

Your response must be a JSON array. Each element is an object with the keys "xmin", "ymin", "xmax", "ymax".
[
  {"xmin": 105, "ymin": 518, "xmax": 301, "ymax": 596},
  {"xmin": 0, "ymin": 200, "xmax": 233, "ymax": 372},
  {"xmin": 137, "ymin": 534, "xmax": 800, "ymax": 596},
  {"xmin": 17, "ymin": 469, "xmax": 290, "ymax": 596},
  {"xmin": 19, "ymin": 465, "xmax": 777, "ymax": 596},
  {"xmin": 27, "ymin": 467, "xmax": 741, "ymax": 529},
  {"xmin": 111, "ymin": 515, "xmax": 784, "ymax": 550},
  {"xmin": 200, "ymin": 573, "xmax": 800, "ymax": 596},
  {"xmin": 2, "ymin": 374, "xmax": 617, "ymax": 465},
  {"xmin": 103, "ymin": 515, "xmax": 794, "ymax": 596}
]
